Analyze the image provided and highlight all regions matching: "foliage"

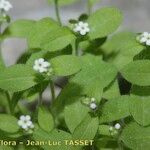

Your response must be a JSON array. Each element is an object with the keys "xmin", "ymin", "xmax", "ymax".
[{"xmin": 0, "ymin": 0, "xmax": 149, "ymax": 150}]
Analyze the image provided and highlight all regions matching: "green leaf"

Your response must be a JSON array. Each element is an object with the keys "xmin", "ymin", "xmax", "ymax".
[
  {"xmin": 129, "ymin": 95, "xmax": 150, "ymax": 126},
  {"xmin": 70, "ymin": 55, "xmax": 117, "ymax": 100},
  {"xmin": 112, "ymin": 53, "xmax": 135, "ymax": 70},
  {"xmin": 103, "ymin": 79, "xmax": 120, "ymax": 99},
  {"xmin": 0, "ymin": 114, "xmax": 19, "ymax": 133},
  {"xmin": 3, "ymin": 19, "xmax": 35, "ymax": 39},
  {"xmin": 102, "ymin": 32, "xmax": 144, "ymax": 55},
  {"xmin": 38, "ymin": 107, "xmax": 54, "ymax": 132},
  {"xmin": 88, "ymin": 7, "xmax": 122, "ymax": 39},
  {"xmin": 98, "ymin": 125, "xmax": 111, "ymax": 136},
  {"xmin": 99, "ymin": 96, "xmax": 130, "ymax": 123},
  {"xmin": 101, "ymin": 32, "xmax": 144, "ymax": 69},
  {"xmin": 121, "ymin": 60, "xmax": 150, "ymax": 86},
  {"xmin": 121, "ymin": 122, "xmax": 150, "ymax": 150},
  {"xmin": 51, "ymin": 83, "xmax": 82, "ymax": 127},
  {"xmin": 0, "ymin": 64, "xmax": 37, "ymax": 92},
  {"xmin": 28, "ymin": 18, "xmax": 59, "ymax": 49},
  {"xmin": 73, "ymin": 114, "xmax": 99, "ymax": 140},
  {"xmin": 51, "ymin": 55, "xmax": 81, "ymax": 76},
  {"xmin": 33, "ymin": 128, "xmax": 72, "ymax": 150},
  {"xmin": 40, "ymin": 27, "xmax": 76, "ymax": 52},
  {"xmin": 64, "ymin": 97, "xmax": 89, "ymax": 133}
]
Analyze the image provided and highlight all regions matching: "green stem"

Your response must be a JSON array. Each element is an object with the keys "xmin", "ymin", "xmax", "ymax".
[
  {"xmin": 5, "ymin": 92, "xmax": 13, "ymax": 114},
  {"xmin": 54, "ymin": 0, "xmax": 62, "ymax": 25},
  {"xmin": 72, "ymin": 39, "xmax": 79, "ymax": 56},
  {"xmin": 38, "ymin": 93, "xmax": 42, "ymax": 107},
  {"xmin": 87, "ymin": 0, "xmax": 92, "ymax": 15},
  {"xmin": 50, "ymin": 81, "xmax": 55, "ymax": 102},
  {"xmin": 72, "ymin": 40, "xmax": 77, "ymax": 56}
]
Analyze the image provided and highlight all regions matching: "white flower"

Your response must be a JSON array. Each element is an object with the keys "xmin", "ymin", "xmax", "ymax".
[
  {"xmin": 18, "ymin": 115, "xmax": 34, "ymax": 131},
  {"xmin": 33, "ymin": 58, "xmax": 50, "ymax": 73},
  {"xmin": 90, "ymin": 102, "xmax": 97, "ymax": 110},
  {"xmin": 73, "ymin": 21, "xmax": 90, "ymax": 35},
  {"xmin": 114, "ymin": 123, "xmax": 121, "ymax": 130},
  {"xmin": 0, "ymin": 0, "xmax": 12, "ymax": 12},
  {"xmin": 139, "ymin": 32, "xmax": 150, "ymax": 46}
]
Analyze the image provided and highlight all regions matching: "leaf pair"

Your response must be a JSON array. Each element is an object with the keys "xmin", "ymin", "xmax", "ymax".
[{"xmin": 0, "ymin": 55, "xmax": 81, "ymax": 92}]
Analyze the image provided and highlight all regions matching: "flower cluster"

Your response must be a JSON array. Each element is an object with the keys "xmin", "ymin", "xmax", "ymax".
[
  {"xmin": 73, "ymin": 21, "xmax": 90, "ymax": 35},
  {"xmin": 0, "ymin": 0, "xmax": 12, "ymax": 12},
  {"xmin": 109, "ymin": 123, "xmax": 121, "ymax": 135},
  {"xmin": 89, "ymin": 97, "xmax": 97, "ymax": 110},
  {"xmin": 138, "ymin": 32, "xmax": 150, "ymax": 46},
  {"xmin": 18, "ymin": 115, "xmax": 34, "ymax": 131},
  {"xmin": 33, "ymin": 58, "xmax": 51, "ymax": 73},
  {"xmin": 108, "ymin": 123, "xmax": 121, "ymax": 136}
]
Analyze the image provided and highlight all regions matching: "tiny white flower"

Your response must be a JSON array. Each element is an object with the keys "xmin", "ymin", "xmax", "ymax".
[
  {"xmin": 90, "ymin": 102, "xmax": 97, "ymax": 110},
  {"xmin": 33, "ymin": 58, "xmax": 50, "ymax": 73},
  {"xmin": 138, "ymin": 32, "xmax": 150, "ymax": 46},
  {"xmin": 18, "ymin": 115, "xmax": 34, "ymax": 131},
  {"xmin": 0, "ymin": 0, "xmax": 12, "ymax": 12},
  {"xmin": 109, "ymin": 126, "xmax": 114, "ymax": 131},
  {"xmin": 114, "ymin": 123, "xmax": 121, "ymax": 130},
  {"xmin": 73, "ymin": 21, "xmax": 90, "ymax": 35}
]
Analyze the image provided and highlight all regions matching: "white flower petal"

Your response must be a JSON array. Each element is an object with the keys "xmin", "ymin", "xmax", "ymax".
[
  {"xmin": 38, "ymin": 58, "xmax": 45, "ymax": 63},
  {"xmin": 85, "ymin": 27, "xmax": 90, "ymax": 32},
  {"xmin": 33, "ymin": 65, "xmax": 39, "ymax": 71},
  {"xmin": 34, "ymin": 60, "xmax": 40, "ymax": 65},
  {"xmin": 80, "ymin": 30, "xmax": 87, "ymax": 35},
  {"xmin": 90, "ymin": 102, "xmax": 97, "ymax": 110},
  {"xmin": 21, "ymin": 123, "xmax": 28, "ymax": 129},
  {"xmin": 79, "ymin": 21, "xmax": 84, "ymax": 26},
  {"xmin": 143, "ymin": 32, "xmax": 149, "ymax": 37},
  {"xmin": 42, "ymin": 61, "xmax": 50, "ymax": 67},
  {"xmin": 39, "ymin": 67, "xmax": 47, "ymax": 73},
  {"xmin": 75, "ymin": 26, "xmax": 82, "ymax": 32},
  {"xmin": 20, "ymin": 115, "xmax": 26, "ymax": 121},
  {"xmin": 114, "ymin": 123, "xmax": 121, "ymax": 130},
  {"xmin": 26, "ymin": 121, "xmax": 32, "ymax": 126},
  {"xmin": 0, "ymin": 0, "xmax": 12, "ymax": 11},
  {"xmin": 25, "ymin": 115, "xmax": 31, "ymax": 121},
  {"xmin": 140, "ymin": 37, "xmax": 147, "ymax": 43},
  {"xmin": 146, "ymin": 40, "xmax": 150, "ymax": 46}
]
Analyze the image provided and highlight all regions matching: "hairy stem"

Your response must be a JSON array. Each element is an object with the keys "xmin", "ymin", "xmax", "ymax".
[
  {"xmin": 54, "ymin": 0, "xmax": 62, "ymax": 25},
  {"xmin": 50, "ymin": 81, "xmax": 55, "ymax": 102}
]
